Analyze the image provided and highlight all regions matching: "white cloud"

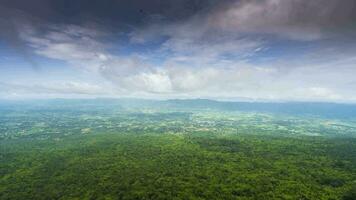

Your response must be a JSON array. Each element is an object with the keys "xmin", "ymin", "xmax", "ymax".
[
  {"xmin": 0, "ymin": 81, "xmax": 110, "ymax": 97},
  {"xmin": 20, "ymin": 25, "xmax": 109, "ymax": 71},
  {"xmin": 11, "ymin": 4, "xmax": 356, "ymax": 102}
]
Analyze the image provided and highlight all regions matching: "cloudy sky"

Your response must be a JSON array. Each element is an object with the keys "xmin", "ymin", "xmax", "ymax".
[{"xmin": 1, "ymin": 0, "xmax": 356, "ymax": 102}]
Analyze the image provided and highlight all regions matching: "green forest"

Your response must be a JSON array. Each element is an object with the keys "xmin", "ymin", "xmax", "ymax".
[{"xmin": 1, "ymin": 99, "xmax": 356, "ymax": 200}]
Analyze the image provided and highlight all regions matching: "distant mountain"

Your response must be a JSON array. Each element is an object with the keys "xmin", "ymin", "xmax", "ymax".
[
  {"xmin": 162, "ymin": 99, "xmax": 356, "ymax": 119},
  {"xmin": 1, "ymin": 98, "xmax": 356, "ymax": 119}
]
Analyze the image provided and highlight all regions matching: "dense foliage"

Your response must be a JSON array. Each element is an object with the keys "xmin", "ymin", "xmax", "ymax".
[{"xmin": 1, "ymin": 100, "xmax": 356, "ymax": 199}]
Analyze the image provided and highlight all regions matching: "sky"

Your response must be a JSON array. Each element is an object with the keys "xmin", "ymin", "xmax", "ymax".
[{"xmin": 0, "ymin": 0, "xmax": 356, "ymax": 102}]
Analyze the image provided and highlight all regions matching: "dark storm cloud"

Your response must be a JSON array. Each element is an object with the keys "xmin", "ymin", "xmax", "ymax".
[
  {"xmin": 0, "ymin": 5, "xmax": 42, "ymax": 70},
  {"xmin": 1, "ymin": 0, "xmax": 218, "ymax": 28},
  {"xmin": 208, "ymin": 0, "xmax": 356, "ymax": 40},
  {"xmin": 1, "ymin": 0, "xmax": 356, "ymax": 45},
  {"xmin": 0, "ymin": 0, "xmax": 220, "ymax": 69}
]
